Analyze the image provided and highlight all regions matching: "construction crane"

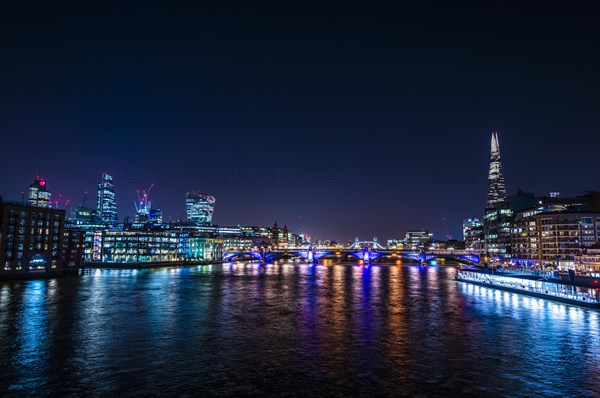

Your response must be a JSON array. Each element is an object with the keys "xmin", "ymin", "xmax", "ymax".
[
  {"xmin": 54, "ymin": 194, "xmax": 63, "ymax": 209},
  {"xmin": 135, "ymin": 183, "xmax": 154, "ymax": 214},
  {"xmin": 442, "ymin": 217, "xmax": 452, "ymax": 240},
  {"xmin": 55, "ymin": 194, "xmax": 70, "ymax": 209}
]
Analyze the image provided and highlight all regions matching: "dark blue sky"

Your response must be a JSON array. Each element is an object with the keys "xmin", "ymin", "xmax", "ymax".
[{"xmin": 1, "ymin": 0, "xmax": 599, "ymax": 242}]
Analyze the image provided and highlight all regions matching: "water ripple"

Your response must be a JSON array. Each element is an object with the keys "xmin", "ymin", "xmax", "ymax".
[{"xmin": 0, "ymin": 263, "xmax": 598, "ymax": 397}]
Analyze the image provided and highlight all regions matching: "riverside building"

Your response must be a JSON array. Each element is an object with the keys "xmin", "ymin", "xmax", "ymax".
[
  {"xmin": 0, "ymin": 197, "xmax": 84, "ymax": 279},
  {"xmin": 87, "ymin": 228, "xmax": 223, "ymax": 264},
  {"xmin": 510, "ymin": 193, "xmax": 600, "ymax": 270}
]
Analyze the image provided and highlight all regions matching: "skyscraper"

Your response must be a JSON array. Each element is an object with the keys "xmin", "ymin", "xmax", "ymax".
[
  {"xmin": 28, "ymin": 176, "xmax": 51, "ymax": 207},
  {"xmin": 486, "ymin": 132, "xmax": 507, "ymax": 208},
  {"xmin": 186, "ymin": 192, "xmax": 215, "ymax": 225},
  {"xmin": 97, "ymin": 173, "xmax": 118, "ymax": 225}
]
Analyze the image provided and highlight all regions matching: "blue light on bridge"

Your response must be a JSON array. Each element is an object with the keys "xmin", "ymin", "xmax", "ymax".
[
  {"xmin": 224, "ymin": 249, "xmax": 481, "ymax": 265},
  {"xmin": 350, "ymin": 248, "xmax": 383, "ymax": 264}
]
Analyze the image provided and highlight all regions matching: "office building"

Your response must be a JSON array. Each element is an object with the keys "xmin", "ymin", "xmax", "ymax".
[
  {"xmin": 87, "ymin": 228, "xmax": 223, "ymax": 264},
  {"xmin": 464, "ymin": 225, "xmax": 484, "ymax": 251},
  {"xmin": 486, "ymin": 132, "xmax": 506, "ymax": 209},
  {"xmin": 97, "ymin": 173, "xmax": 118, "ymax": 226},
  {"xmin": 186, "ymin": 192, "xmax": 215, "ymax": 225},
  {"xmin": 69, "ymin": 206, "xmax": 97, "ymax": 226},
  {"xmin": 404, "ymin": 230, "xmax": 433, "ymax": 250}
]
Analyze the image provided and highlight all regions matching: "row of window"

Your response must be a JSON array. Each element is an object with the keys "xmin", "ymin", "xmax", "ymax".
[
  {"xmin": 4, "ymin": 250, "xmax": 59, "ymax": 259},
  {"xmin": 7, "ymin": 209, "xmax": 62, "ymax": 219},
  {"xmin": 6, "ymin": 234, "xmax": 58, "ymax": 242}
]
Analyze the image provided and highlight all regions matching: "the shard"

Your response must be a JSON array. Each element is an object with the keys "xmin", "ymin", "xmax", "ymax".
[{"xmin": 486, "ymin": 132, "xmax": 507, "ymax": 208}]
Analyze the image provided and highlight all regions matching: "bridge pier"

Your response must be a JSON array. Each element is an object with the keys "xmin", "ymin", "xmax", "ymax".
[
  {"xmin": 259, "ymin": 247, "xmax": 266, "ymax": 264},
  {"xmin": 307, "ymin": 247, "xmax": 317, "ymax": 263}
]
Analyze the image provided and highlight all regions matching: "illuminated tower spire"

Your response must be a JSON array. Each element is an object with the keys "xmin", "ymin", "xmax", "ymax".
[{"xmin": 486, "ymin": 132, "xmax": 507, "ymax": 208}]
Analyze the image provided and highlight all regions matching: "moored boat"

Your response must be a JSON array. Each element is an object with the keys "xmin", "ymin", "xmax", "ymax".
[{"xmin": 456, "ymin": 267, "xmax": 600, "ymax": 309}]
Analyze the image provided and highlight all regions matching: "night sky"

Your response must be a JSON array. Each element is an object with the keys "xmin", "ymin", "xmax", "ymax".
[{"xmin": 1, "ymin": 1, "xmax": 599, "ymax": 243}]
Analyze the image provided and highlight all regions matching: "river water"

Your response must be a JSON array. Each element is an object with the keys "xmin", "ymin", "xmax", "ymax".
[{"xmin": 1, "ymin": 261, "xmax": 599, "ymax": 397}]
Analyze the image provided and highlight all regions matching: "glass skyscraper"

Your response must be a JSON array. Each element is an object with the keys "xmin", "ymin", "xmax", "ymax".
[
  {"xmin": 97, "ymin": 173, "xmax": 118, "ymax": 226},
  {"xmin": 486, "ymin": 132, "xmax": 507, "ymax": 208},
  {"xmin": 186, "ymin": 192, "xmax": 215, "ymax": 225}
]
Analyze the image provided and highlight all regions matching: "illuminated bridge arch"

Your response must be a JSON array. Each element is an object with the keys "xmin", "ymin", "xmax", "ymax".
[
  {"xmin": 348, "ymin": 247, "xmax": 384, "ymax": 264},
  {"xmin": 394, "ymin": 252, "xmax": 480, "ymax": 265},
  {"xmin": 224, "ymin": 252, "xmax": 264, "ymax": 262}
]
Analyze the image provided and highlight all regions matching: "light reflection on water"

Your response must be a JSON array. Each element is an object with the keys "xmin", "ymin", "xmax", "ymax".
[{"xmin": 0, "ymin": 263, "xmax": 599, "ymax": 397}]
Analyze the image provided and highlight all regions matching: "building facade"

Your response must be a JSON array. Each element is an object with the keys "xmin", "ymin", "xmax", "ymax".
[
  {"xmin": 148, "ymin": 208, "xmax": 163, "ymax": 224},
  {"xmin": 69, "ymin": 206, "xmax": 97, "ymax": 226},
  {"xmin": 271, "ymin": 223, "xmax": 298, "ymax": 248},
  {"xmin": 63, "ymin": 224, "xmax": 86, "ymax": 269},
  {"xmin": 97, "ymin": 173, "xmax": 118, "ymax": 226},
  {"xmin": 486, "ymin": 132, "xmax": 506, "ymax": 209},
  {"xmin": 511, "ymin": 210, "xmax": 600, "ymax": 270},
  {"xmin": 404, "ymin": 230, "xmax": 433, "ymax": 251},
  {"xmin": 86, "ymin": 228, "xmax": 224, "ymax": 264},
  {"xmin": 222, "ymin": 236, "xmax": 259, "ymax": 252},
  {"xmin": 462, "ymin": 218, "xmax": 482, "ymax": 240},
  {"xmin": 28, "ymin": 177, "xmax": 51, "ymax": 208},
  {"xmin": 483, "ymin": 205, "xmax": 513, "ymax": 257},
  {"xmin": 0, "ymin": 198, "xmax": 84, "ymax": 279},
  {"xmin": 479, "ymin": 189, "xmax": 600, "ymax": 270},
  {"xmin": 186, "ymin": 192, "xmax": 215, "ymax": 225},
  {"xmin": 387, "ymin": 239, "xmax": 404, "ymax": 250},
  {"xmin": 464, "ymin": 225, "xmax": 484, "ymax": 251},
  {"xmin": 484, "ymin": 189, "xmax": 541, "ymax": 258}
]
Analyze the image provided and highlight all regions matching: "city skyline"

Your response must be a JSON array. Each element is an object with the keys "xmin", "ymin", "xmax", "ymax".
[
  {"xmin": 2, "ymin": 2, "xmax": 600, "ymax": 396},
  {"xmin": 1, "ymin": 1, "xmax": 599, "ymax": 242},
  {"xmin": 5, "ymin": 132, "xmax": 592, "ymax": 243}
]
